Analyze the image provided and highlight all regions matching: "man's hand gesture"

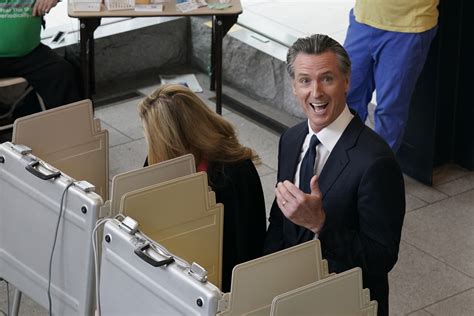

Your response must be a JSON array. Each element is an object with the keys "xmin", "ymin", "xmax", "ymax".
[{"xmin": 275, "ymin": 175, "xmax": 326, "ymax": 234}]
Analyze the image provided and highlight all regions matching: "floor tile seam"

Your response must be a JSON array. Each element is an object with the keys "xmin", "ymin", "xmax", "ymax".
[
  {"xmin": 257, "ymin": 162, "xmax": 277, "ymax": 174},
  {"xmin": 434, "ymin": 171, "xmax": 473, "ymax": 184},
  {"xmin": 108, "ymin": 137, "xmax": 144, "ymax": 149},
  {"xmin": 405, "ymin": 203, "xmax": 428, "ymax": 213},
  {"xmin": 406, "ymin": 188, "xmax": 449, "ymax": 204},
  {"xmin": 435, "ymin": 185, "xmax": 474, "ymax": 200},
  {"xmin": 101, "ymin": 121, "xmax": 134, "ymax": 142},
  {"xmin": 433, "ymin": 172, "xmax": 471, "ymax": 186},
  {"xmin": 411, "ymin": 286, "xmax": 474, "ymax": 312},
  {"xmin": 401, "ymin": 240, "xmax": 474, "ymax": 280},
  {"xmin": 98, "ymin": 116, "xmax": 142, "ymax": 138},
  {"xmin": 259, "ymin": 169, "xmax": 277, "ymax": 178},
  {"xmin": 408, "ymin": 185, "xmax": 474, "ymax": 211},
  {"xmin": 128, "ymin": 135, "xmax": 146, "ymax": 142},
  {"xmin": 404, "ymin": 194, "xmax": 450, "ymax": 213},
  {"xmin": 406, "ymin": 307, "xmax": 434, "ymax": 316}
]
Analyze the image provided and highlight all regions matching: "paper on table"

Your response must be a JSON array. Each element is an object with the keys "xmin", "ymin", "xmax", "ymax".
[
  {"xmin": 208, "ymin": 2, "xmax": 231, "ymax": 9},
  {"xmin": 135, "ymin": 4, "xmax": 163, "ymax": 11},
  {"xmin": 176, "ymin": 1, "xmax": 198, "ymax": 12},
  {"xmin": 160, "ymin": 74, "xmax": 203, "ymax": 93}
]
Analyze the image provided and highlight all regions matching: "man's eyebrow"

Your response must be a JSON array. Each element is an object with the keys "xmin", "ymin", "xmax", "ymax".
[
  {"xmin": 319, "ymin": 71, "xmax": 334, "ymax": 76},
  {"xmin": 295, "ymin": 72, "xmax": 310, "ymax": 77},
  {"xmin": 295, "ymin": 70, "xmax": 334, "ymax": 78}
]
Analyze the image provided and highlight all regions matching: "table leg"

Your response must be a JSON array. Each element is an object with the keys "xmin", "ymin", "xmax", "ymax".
[
  {"xmin": 215, "ymin": 17, "xmax": 223, "ymax": 114},
  {"xmin": 213, "ymin": 14, "xmax": 238, "ymax": 115},
  {"xmin": 79, "ymin": 18, "xmax": 100, "ymax": 99},
  {"xmin": 210, "ymin": 17, "xmax": 217, "ymax": 92},
  {"xmin": 11, "ymin": 289, "xmax": 21, "ymax": 316}
]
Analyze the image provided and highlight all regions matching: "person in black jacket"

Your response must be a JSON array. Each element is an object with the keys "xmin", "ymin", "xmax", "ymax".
[
  {"xmin": 138, "ymin": 83, "xmax": 267, "ymax": 292},
  {"xmin": 264, "ymin": 34, "xmax": 405, "ymax": 316}
]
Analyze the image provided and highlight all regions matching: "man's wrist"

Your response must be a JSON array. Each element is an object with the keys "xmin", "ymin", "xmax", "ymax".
[{"xmin": 310, "ymin": 210, "xmax": 326, "ymax": 234}]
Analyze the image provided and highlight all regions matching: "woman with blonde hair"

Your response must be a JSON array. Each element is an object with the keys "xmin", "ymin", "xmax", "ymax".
[{"xmin": 138, "ymin": 84, "xmax": 267, "ymax": 292}]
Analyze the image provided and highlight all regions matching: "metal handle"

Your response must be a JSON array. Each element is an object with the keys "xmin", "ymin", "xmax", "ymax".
[
  {"xmin": 134, "ymin": 244, "xmax": 174, "ymax": 267},
  {"xmin": 25, "ymin": 160, "xmax": 61, "ymax": 180}
]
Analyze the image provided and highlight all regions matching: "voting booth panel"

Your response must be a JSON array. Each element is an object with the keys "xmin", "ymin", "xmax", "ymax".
[
  {"xmin": 217, "ymin": 240, "xmax": 330, "ymax": 316},
  {"xmin": 270, "ymin": 268, "xmax": 378, "ymax": 316},
  {"xmin": 120, "ymin": 172, "xmax": 224, "ymax": 288},
  {"xmin": 100, "ymin": 218, "xmax": 222, "ymax": 316},
  {"xmin": 103, "ymin": 153, "xmax": 196, "ymax": 218},
  {"xmin": 12, "ymin": 99, "xmax": 109, "ymax": 199},
  {"xmin": 0, "ymin": 142, "xmax": 102, "ymax": 315}
]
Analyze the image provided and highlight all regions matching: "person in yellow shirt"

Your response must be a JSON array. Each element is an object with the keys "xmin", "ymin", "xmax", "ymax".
[{"xmin": 344, "ymin": 0, "xmax": 439, "ymax": 153}]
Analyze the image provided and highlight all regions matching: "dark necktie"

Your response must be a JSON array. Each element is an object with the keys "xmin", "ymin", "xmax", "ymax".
[{"xmin": 299, "ymin": 135, "xmax": 320, "ymax": 194}]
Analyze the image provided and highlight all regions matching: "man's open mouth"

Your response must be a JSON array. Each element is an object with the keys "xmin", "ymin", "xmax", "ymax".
[{"xmin": 310, "ymin": 102, "xmax": 328, "ymax": 112}]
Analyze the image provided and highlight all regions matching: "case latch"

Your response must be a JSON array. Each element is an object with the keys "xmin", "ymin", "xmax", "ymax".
[{"xmin": 188, "ymin": 262, "xmax": 208, "ymax": 283}]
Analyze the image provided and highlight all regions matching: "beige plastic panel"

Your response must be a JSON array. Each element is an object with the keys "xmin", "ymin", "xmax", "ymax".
[
  {"xmin": 12, "ymin": 99, "xmax": 109, "ymax": 199},
  {"xmin": 120, "ymin": 172, "xmax": 223, "ymax": 288},
  {"xmin": 218, "ymin": 240, "xmax": 329, "ymax": 316},
  {"xmin": 271, "ymin": 267, "xmax": 378, "ymax": 316},
  {"xmin": 107, "ymin": 154, "xmax": 195, "ymax": 216}
]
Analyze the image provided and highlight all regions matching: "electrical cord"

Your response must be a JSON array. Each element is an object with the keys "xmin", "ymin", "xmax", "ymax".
[
  {"xmin": 47, "ymin": 181, "xmax": 75, "ymax": 316},
  {"xmin": 92, "ymin": 215, "xmax": 125, "ymax": 316}
]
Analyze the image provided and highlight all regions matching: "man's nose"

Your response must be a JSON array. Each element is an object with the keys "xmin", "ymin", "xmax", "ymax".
[{"xmin": 311, "ymin": 81, "xmax": 323, "ymax": 98}]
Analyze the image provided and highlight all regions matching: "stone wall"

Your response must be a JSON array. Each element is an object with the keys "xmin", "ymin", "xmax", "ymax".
[
  {"xmin": 59, "ymin": 17, "xmax": 189, "ymax": 85},
  {"xmin": 190, "ymin": 16, "xmax": 304, "ymax": 119},
  {"xmin": 96, "ymin": 18, "xmax": 189, "ymax": 83}
]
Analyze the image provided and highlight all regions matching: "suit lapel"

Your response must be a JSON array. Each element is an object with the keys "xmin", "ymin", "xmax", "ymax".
[
  {"xmin": 282, "ymin": 123, "xmax": 308, "ymax": 244},
  {"xmin": 319, "ymin": 115, "xmax": 364, "ymax": 197},
  {"xmin": 282, "ymin": 123, "xmax": 308, "ymax": 182},
  {"xmin": 295, "ymin": 115, "xmax": 364, "ymax": 243}
]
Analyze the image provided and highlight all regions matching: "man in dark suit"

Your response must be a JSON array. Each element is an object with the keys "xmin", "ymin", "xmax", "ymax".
[{"xmin": 264, "ymin": 34, "xmax": 405, "ymax": 316}]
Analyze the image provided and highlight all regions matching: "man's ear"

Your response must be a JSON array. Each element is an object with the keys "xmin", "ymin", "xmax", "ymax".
[
  {"xmin": 292, "ymin": 79, "xmax": 297, "ymax": 95},
  {"xmin": 344, "ymin": 75, "xmax": 350, "ymax": 94}
]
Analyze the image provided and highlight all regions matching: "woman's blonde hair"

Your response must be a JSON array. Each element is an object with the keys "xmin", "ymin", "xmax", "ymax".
[{"xmin": 138, "ymin": 84, "xmax": 258, "ymax": 166}]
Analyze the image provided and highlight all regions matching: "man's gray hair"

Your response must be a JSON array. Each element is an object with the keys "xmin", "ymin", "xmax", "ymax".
[{"xmin": 286, "ymin": 34, "xmax": 351, "ymax": 79}]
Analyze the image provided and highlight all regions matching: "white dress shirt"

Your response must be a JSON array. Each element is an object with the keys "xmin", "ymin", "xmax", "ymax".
[{"xmin": 294, "ymin": 105, "xmax": 354, "ymax": 189}]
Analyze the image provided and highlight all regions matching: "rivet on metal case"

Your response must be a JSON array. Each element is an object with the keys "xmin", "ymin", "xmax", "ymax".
[{"xmin": 196, "ymin": 298, "xmax": 204, "ymax": 307}]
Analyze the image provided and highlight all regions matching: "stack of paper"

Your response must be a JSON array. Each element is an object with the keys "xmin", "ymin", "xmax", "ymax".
[{"xmin": 72, "ymin": 0, "xmax": 101, "ymax": 12}]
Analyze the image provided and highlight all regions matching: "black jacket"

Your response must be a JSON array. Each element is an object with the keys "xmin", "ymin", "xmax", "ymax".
[
  {"xmin": 208, "ymin": 159, "xmax": 267, "ymax": 292},
  {"xmin": 264, "ymin": 115, "xmax": 405, "ymax": 316}
]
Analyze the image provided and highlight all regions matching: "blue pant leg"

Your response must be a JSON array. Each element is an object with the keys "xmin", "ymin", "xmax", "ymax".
[
  {"xmin": 344, "ymin": 9, "xmax": 375, "ymax": 122},
  {"xmin": 372, "ymin": 27, "xmax": 437, "ymax": 151}
]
